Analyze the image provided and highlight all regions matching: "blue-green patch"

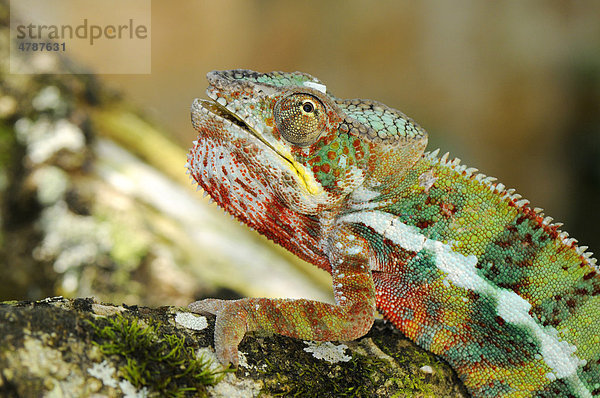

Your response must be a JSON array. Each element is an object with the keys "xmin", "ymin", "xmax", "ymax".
[
  {"xmin": 445, "ymin": 295, "xmax": 540, "ymax": 368},
  {"xmin": 405, "ymin": 249, "xmax": 441, "ymax": 285},
  {"xmin": 478, "ymin": 215, "xmax": 551, "ymax": 290}
]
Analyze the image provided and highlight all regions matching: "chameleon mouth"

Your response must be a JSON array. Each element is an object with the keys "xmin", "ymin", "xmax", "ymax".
[
  {"xmin": 192, "ymin": 97, "xmax": 277, "ymax": 151},
  {"xmin": 192, "ymin": 99, "xmax": 253, "ymax": 134},
  {"xmin": 191, "ymin": 97, "xmax": 322, "ymax": 196}
]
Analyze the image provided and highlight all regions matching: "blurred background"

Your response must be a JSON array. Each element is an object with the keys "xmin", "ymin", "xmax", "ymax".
[{"xmin": 1, "ymin": 1, "xmax": 599, "ymax": 306}]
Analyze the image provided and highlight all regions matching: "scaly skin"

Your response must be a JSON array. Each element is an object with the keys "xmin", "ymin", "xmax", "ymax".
[{"xmin": 187, "ymin": 70, "xmax": 600, "ymax": 397}]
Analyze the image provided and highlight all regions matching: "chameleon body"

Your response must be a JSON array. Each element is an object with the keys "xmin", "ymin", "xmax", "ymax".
[{"xmin": 187, "ymin": 70, "xmax": 600, "ymax": 397}]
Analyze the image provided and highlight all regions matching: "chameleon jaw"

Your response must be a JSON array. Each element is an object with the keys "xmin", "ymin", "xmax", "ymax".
[{"xmin": 191, "ymin": 97, "xmax": 322, "ymax": 196}]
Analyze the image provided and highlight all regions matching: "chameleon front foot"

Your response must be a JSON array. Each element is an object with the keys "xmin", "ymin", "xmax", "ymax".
[
  {"xmin": 188, "ymin": 298, "xmax": 227, "ymax": 316},
  {"xmin": 188, "ymin": 298, "xmax": 247, "ymax": 366}
]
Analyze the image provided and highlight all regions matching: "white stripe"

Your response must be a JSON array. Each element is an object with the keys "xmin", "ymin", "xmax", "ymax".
[
  {"xmin": 339, "ymin": 210, "xmax": 589, "ymax": 392},
  {"xmin": 303, "ymin": 81, "xmax": 327, "ymax": 93}
]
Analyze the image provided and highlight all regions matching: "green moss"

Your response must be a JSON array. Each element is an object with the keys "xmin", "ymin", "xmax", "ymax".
[
  {"xmin": 250, "ymin": 327, "xmax": 465, "ymax": 397},
  {"xmin": 373, "ymin": 335, "xmax": 458, "ymax": 397},
  {"xmin": 378, "ymin": 345, "xmax": 437, "ymax": 396},
  {"xmin": 87, "ymin": 314, "xmax": 226, "ymax": 397},
  {"xmin": 259, "ymin": 350, "xmax": 391, "ymax": 397}
]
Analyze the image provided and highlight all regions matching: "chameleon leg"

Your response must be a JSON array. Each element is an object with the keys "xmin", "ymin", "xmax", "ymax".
[{"xmin": 189, "ymin": 232, "xmax": 376, "ymax": 366}]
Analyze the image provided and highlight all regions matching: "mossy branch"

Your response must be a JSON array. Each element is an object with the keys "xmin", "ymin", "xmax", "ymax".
[{"xmin": 0, "ymin": 297, "xmax": 467, "ymax": 397}]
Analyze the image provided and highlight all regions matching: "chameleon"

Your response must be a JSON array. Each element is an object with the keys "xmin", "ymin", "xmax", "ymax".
[{"xmin": 186, "ymin": 69, "xmax": 600, "ymax": 397}]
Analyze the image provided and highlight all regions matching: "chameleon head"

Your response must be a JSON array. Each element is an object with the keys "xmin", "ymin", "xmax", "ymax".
[{"xmin": 188, "ymin": 69, "xmax": 428, "ymax": 221}]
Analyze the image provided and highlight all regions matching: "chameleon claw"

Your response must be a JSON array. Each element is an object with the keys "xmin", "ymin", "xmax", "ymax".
[
  {"xmin": 215, "ymin": 339, "xmax": 240, "ymax": 367},
  {"xmin": 188, "ymin": 298, "xmax": 245, "ymax": 366}
]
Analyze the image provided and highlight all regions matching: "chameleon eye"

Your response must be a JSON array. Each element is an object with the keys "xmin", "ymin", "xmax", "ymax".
[
  {"xmin": 302, "ymin": 100, "xmax": 315, "ymax": 113},
  {"xmin": 274, "ymin": 93, "xmax": 326, "ymax": 146}
]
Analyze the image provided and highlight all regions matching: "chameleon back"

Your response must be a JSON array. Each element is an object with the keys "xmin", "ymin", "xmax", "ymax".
[{"xmin": 343, "ymin": 151, "xmax": 600, "ymax": 396}]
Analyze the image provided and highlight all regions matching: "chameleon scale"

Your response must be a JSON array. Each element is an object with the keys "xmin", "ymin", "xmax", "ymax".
[{"xmin": 187, "ymin": 69, "xmax": 599, "ymax": 397}]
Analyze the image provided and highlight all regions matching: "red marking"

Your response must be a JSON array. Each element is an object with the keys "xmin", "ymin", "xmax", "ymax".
[
  {"xmin": 321, "ymin": 164, "xmax": 331, "ymax": 173},
  {"xmin": 327, "ymin": 151, "xmax": 336, "ymax": 160},
  {"xmin": 374, "ymin": 273, "xmax": 435, "ymax": 341},
  {"xmin": 416, "ymin": 220, "xmax": 432, "ymax": 229},
  {"xmin": 440, "ymin": 202, "xmax": 456, "ymax": 218},
  {"xmin": 235, "ymin": 178, "xmax": 258, "ymax": 199},
  {"xmin": 308, "ymin": 156, "xmax": 321, "ymax": 165},
  {"xmin": 583, "ymin": 272, "xmax": 597, "ymax": 281},
  {"xmin": 566, "ymin": 298, "xmax": 577, "ymax": 309}
]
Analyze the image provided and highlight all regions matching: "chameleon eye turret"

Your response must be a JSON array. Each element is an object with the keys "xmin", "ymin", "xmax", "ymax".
[{"xmin": 274, "ymin": 92, "xmax": 327, "ymax": 146}]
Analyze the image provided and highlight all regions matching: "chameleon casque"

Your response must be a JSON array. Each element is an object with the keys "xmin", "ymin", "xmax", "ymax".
[{"xmin": 187, "ymin": 69, "xmax": 600, "ymax": 397}]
